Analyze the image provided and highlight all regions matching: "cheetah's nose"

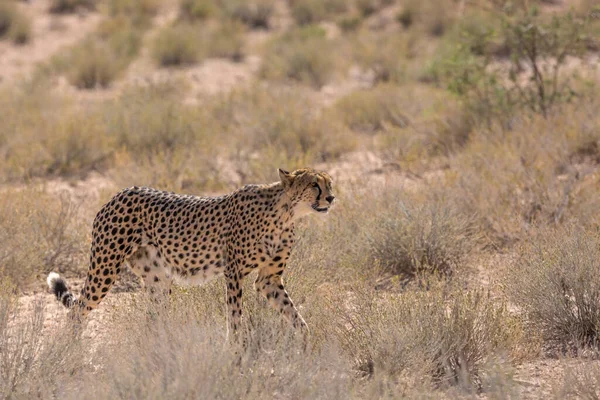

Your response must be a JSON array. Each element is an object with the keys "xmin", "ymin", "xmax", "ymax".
[{"xmin": 326, "ymin": 195, "xmax": 335, "ymax": 204}]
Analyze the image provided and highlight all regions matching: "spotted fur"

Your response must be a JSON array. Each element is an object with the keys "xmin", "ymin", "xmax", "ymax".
[{"xmin": 47, "ymin": 168, "xmax": 335, "ymax": 336}]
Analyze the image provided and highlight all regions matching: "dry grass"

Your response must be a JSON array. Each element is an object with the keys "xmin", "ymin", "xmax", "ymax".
[
  {"xmin": 452, "ymin": 100, "xmax": 600, "ymax": 243},
  {"xmin": 0, "ymin": 2, "xmax": 32, "ymax": 45},
  {"xmin": 261, "ymin": 26, "xmax": 339, "ymax": 88},
  {"xmin": 220, "ymin": 0, "xmax": 274, "ymax": 29},
  {"xmin": 329, "ymin": 281, "xmax": 527, "ymax": 390},
  {"xmin": 0, "ymin": 1, "xmax": 599, "ymax": 398},
  {"xmin": 152, "ymin": 23, "xmax": 203, "ymax": 67},
  {"xmin": 505, "ymin": 226, "xmax": 600, "ymax": 353},
  {"xmin": 0, "ymin": 189, "xmax": 88, "ymax": 289},
  {"xmin": 49, "ymin": 0, "xmax": 96, "ymax": 13},
  {"xmin": 366, "ymin": 190, "xmax": 480, "ymax": 278},
  {"xmin": 289, "ymin": 0, "xmax": 349, "ymax": 26}
]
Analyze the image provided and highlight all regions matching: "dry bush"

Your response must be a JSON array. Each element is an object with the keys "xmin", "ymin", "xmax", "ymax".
[
  {"xmin": 452, "ymin": 100, "xmax": 600, "ymax": 243},
  {"xmin": 52, "ymin": 16, "xmax": 144, "ymax": 89},
  {"xmin": 0, "ymin": 86, "xmax": 114, "ymax": 180},
  {"xmin": 49, "ymin": 0, "xmax": 96, "ymax": 13},
  {"xmin": 105, "ymin": 0, "xmax": 160, "ymax": 26},
  {"xmin": 0, "ymin": 284, "xmax": 45, "ymax": 398},
  {"xmin": 0, "ymin": 2, "xmax": 32, "ymax": 45},
  {"xmin": 220, "ymin": 0, "xmax": 274, "ymax": 29},
  {"xmin": 261, "ymin": 26, "xmax": 338, "ymax": 88},
  {"xmin": 558, "ymin": 361, "xmax": 600, "ymax": 399},
  {"xmin": 207, "ymin": 20, "xmax": 245, "ymax": 61},
  {"xmin": 330, "ymin": 282, "xmax": 525, "ymax": 391},
  {"xmin": 0, "ymin": 188, "xmax": 88, "ymax": 287},
  {"xmin": 0, "ymin": 283, "xmax": 90, "ymax": 398},
  {"xmin": 152, "ymin": 23, "xmax": 203, "ymax": 66},
  {"xmin": 289, "ymin": 0, "xmax": 349, "ymax": 26},
  {"xmin": 334, "ymin": 84, "xmax": 411, "ymax": 134},
  {"xmin": 351, "ymin": 32, "xmax": 415, "ymax": 84},
  {"xmin": 179, "ymin": 0, "xmax": 216, "ymax": 21},
  {"xmin": 206, "ymin": 85, "xmax": 355, "ymax": 181},
  {"xmin": 333, "ymin": 84, "xmax": 471, "ymax": 162},
  {"xmin": 366, "ymin": 190, "xmax": 480, "ymax": 278},
  {"xmin": 104, "ymin": 83, "xmax": 225, "ymax": 192},
  {"xmin": 396, "ymin": 0, "xmax": 455, "ymax": 36},
  {"xmin": 505, "ymin": 226, "xmax": 600, "ymax": 352},
  {"xmin": 67, "ymin": 40, "xmax": 121, "ymax": 89}
]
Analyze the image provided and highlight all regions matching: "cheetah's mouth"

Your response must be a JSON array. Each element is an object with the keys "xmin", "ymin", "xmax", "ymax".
[{"xmin": 312, "ymin": 205, "xmax": 329, "ymax": 213}]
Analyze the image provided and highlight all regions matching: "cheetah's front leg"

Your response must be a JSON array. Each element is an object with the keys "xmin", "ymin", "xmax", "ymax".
[{"xmin": 254, "ymin": 270, "xmax": 308, "ymax": 335}]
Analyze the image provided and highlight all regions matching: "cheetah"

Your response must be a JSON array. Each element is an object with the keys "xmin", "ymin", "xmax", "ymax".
[{"xmin": 47, "ymin": 168, "xmax": 334, "ymax": 337}]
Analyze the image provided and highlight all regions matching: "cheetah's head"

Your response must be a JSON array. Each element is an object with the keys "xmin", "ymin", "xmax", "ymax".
[{"xmin": 279, "ymin": 168, "xmax": 335, "ymax": 218}]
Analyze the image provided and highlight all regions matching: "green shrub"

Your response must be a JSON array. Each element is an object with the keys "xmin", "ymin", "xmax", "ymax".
[
  {"xmin": 261, "ymin": 27, "xmax": 337, "ymax": 88},
  {"xmin": 152, "ymin": 24, "xmax": 203, "ymax": 66},
  {"xmin": 433, "ymin": 7, "xmax": 590, "ymax": 126}
]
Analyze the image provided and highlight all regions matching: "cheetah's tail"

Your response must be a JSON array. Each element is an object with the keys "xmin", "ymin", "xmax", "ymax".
[{"xmin": 47, "ymin": 272, "xmax": 76, "ymax": 308}]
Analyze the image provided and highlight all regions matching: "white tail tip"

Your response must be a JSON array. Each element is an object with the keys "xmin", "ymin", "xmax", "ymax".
[{"xmin": 47, "ymin": 272, "xmax": 60, "ymax": 289}]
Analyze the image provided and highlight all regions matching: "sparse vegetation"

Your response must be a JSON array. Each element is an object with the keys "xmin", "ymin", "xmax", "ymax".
[
  {"xmin": 367, "ymin": 191, "xmax": 479, "ymax": 278},
  {"xmin": 0, "ymin": 0, "xmax": 599, "ymax": 397},
  {"xmin": 506, "ymin": 226, "xmax": 600, "ymax": 352},
  {"xmin": 220, "ymin": 0, "xmax": 274, "ymax": 29},
  {"xmin": 152, "ymin": 23, "xmax": 203, "ymax": 66},
  {"xmin": 261, "ymin": 26, "xmax": 338, "ymax": 88},
  {"xmin": 331, "ymin": 283, "xmax": 526, "ymax": 388}
]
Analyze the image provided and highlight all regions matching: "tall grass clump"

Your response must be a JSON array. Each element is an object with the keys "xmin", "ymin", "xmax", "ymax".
[
  {"xmin": 261, "ymin": 26, "xmax": 338, "ymax": 88},
  {"xmin": 330, "ymin": 283, "xmax": 526, "ymax": 391},
  {"xmin": 0, "ymin": 284, "xmax": 45, "ymax": 398},
  {"xmin": 179, "ymin": 0, "xmax": 216, "ymax": 21},
  {"xmin": 289, "ymin": 0, "xmax": 348, "ymax": 26},
  {"xmin": 367, "ymin": 191, "xmax": 479, "ymax": 279},
  {"xmin": 505, "ymin": 226, "xmax": 600, "ymax": 352},
  {"xmin": 49, "ymin": 0, "xmax": 96, "ymax": 13},
  {"xmin": 0, "ymin": 2, "xmax": 32, "ymax": 45},
  {"xmin": 452, "ymin": 100, "xmax": 600, "ymax": 243},
  {"xmin": 220, "ymin": 0, "xmax": 274, "ymax": 29},
  {"xmin": 152, "ymin": 24, "xmax": 203, "ymax": 66},
  {"xmin": 351, "ymin": 32, "xmax": 414, "ymax": 84},
  {"xmin": 396, "ymin": 0, "xmax": 455, "ymax": 36},
  {"xmin": 0, "ymin": 189, "xmax": 88, "ymax": 288},
  {"xmin": 66, "ymin": 40, "xmax": 120, "ymax": 89}
]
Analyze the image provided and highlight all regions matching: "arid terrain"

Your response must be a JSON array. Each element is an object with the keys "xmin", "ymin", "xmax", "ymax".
[{"xmin": 1, "ymin": 0, "xmax": 600, "ymax": 398}]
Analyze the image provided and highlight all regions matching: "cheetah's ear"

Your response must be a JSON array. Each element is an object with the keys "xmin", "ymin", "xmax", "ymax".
[{"xmin": 278, "ymin": 168, "xmax": 293, "ymax": 189}]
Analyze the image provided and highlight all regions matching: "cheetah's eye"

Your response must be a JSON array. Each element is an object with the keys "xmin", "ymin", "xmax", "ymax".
[{"xmin": 312, "ymin": 183, "xmax": 319, "ymax": 188}]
